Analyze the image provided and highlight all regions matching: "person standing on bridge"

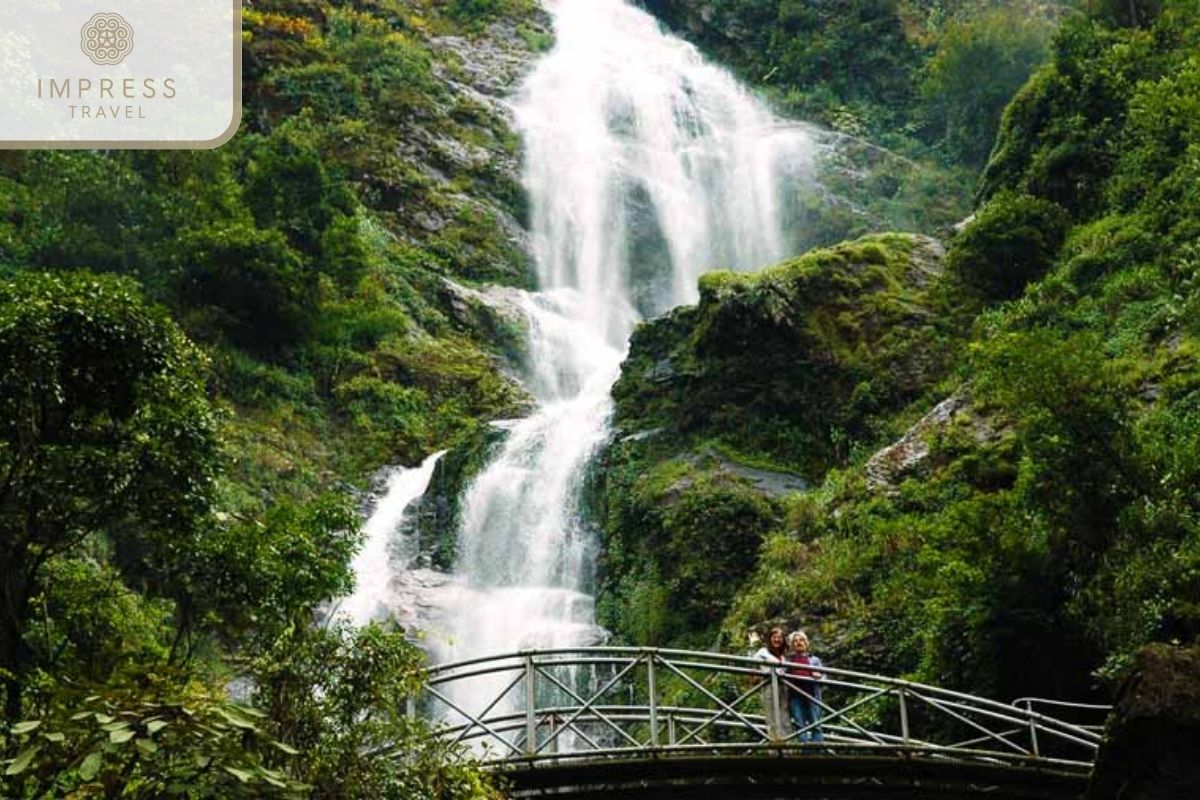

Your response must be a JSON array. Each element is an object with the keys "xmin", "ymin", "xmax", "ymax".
[
  {"xmin": 753, "ymin": 627, "xmax": 791, "ymax": 741},
  {"xmin": 786, "ymin": 630, "xmax": 824, "ymax": 743}
]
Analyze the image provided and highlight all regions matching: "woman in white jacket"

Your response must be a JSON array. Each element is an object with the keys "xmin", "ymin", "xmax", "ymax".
[{"xmin": 752, "ymin": 627, "xmax": 791, "ymax": 741}]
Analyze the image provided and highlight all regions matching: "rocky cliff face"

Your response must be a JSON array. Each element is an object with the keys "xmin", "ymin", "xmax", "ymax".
[
  {"xmin": 593, "ymin": 233, "xmax": 965, "ymax": 647},
  {"xmin": 402, "ymin": 17, "xmax": 550, "ymax": 286}
]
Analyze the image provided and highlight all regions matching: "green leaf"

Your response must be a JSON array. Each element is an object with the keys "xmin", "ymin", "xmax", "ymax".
[
  {"xmin": 223, "ymin": 766, "xmax": 254, "ymax": 783},
  {"xmin": 40, "ymin": 731, "xmax": 66, "ymax": 743},
  {"xmin": 10, "ymin": 720, "xmax": 42, "ymax": 734},
  {"xmin": 146, "ymin": 719, "xmax": 168, "ymax": 736},
  {"xmin": 270, "ymin": 740, "xmax": 300, "ymax": 756},
  {"xmin": 94, "ymin": 713, "xmax": 114, "ymax": 724},
  {"xmin": 102, "ymin": 720, "xmax": 131, "ymax": 732},
  {"xmin": 110, "ymin": 728, "xmax": 136, "ymax": 744},
  {"xmin": 232, "ymin": 704, "xmax": 267, "ymax": 719},
  {"xmin": 215, "ymin": 708, "xmax": 257, "ymax": 730},
  {"xmin": 135, "ymin": 738, "xmax": 158, "ymax": 756},
  {"xmin": 78, "ymin": 751, "xmax": 103, "ymax": 781},
  {"xmin": 5, "ymin": 745, "xmax": 40, "ymax": 776},
  {"xmin": 262, "ymin": 773, "xmax": 288, "ymax": 788}
]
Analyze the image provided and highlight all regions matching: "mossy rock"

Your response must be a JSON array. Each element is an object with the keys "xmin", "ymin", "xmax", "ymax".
[
  {"xmin": 412, "ymin": 422, "xmax": 508, "ymax": 570},
  {"xmin": 613, "ymin": 233, "xmax": 959, "ymax": 480},
  {"xmin": 1088, "ymin": 643, "xmax": 1200, "ymax": 800}
]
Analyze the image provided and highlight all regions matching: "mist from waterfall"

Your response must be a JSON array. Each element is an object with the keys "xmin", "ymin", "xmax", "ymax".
[{"xmin": 428, "ymin": 0, "xmax": 817, "ymax": 703}]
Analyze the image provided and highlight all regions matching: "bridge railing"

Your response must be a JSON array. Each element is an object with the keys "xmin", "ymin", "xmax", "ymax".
[{"xmin": 420, "ymin": 647, "xmax": 1108, "ymax": 772}]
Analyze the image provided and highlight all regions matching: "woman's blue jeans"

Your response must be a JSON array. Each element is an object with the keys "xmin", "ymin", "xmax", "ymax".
[{"xmin": 789, "ymin": 690, "xmax": 823, "ymax": 742}]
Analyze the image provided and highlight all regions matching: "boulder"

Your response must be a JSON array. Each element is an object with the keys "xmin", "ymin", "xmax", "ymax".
[{"xmin": 1087, "ymin": 643, "xmax": 1200, "ymax": 800}]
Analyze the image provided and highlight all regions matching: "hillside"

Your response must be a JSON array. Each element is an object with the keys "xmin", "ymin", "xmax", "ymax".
[
  {"xmin": 596, "ymin": 1, "xmax": 1200, "ymax": 707},
  {"xmin": 3, "ymin": 0, "xmax": 1198, "ymax": 795},
  {"xmin": 0, "ymin": 1, "xmax": 547, "ymax": 795}
]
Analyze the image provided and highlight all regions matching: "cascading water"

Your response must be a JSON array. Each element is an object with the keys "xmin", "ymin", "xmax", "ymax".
[
  {"xmin": 339, "ymin": 450, "xmax": 446, "ymax": 627},
  {"xmin": 427, "ymin": 0, "xmax": 818, "ymax": 718}
]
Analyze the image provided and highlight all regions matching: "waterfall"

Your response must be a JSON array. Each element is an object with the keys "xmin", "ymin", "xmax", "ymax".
[
  {"xmin": 427, "ymin": 0, "xmax": 817, "ymax": 711},
  {"xmin": 339, "ymin": 450, "xmax": 445, "ymax": 627}
]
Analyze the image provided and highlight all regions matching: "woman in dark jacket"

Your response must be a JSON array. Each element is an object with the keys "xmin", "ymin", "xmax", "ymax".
[{"xmin": 786, "ymin": 630, "xmax": 824, "ymax": 743}]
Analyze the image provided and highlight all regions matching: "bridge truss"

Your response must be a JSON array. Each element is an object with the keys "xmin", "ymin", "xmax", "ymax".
[{"xmin": 420, "ymin": 647, "xmax": 1109, "ymax": 798}]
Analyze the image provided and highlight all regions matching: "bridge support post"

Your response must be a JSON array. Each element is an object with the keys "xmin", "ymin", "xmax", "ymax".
[
  {"xmin": 769, "ymin": 668, "xmax": 782, "ymax": 742},
  {"xmin": 525, "ymin": 654, "xmax": 537, "ymax": 756},
  {"xmin": 899, "ymin": 687, "xmax": 910, "ymax": 745},
  {"xmin": 1025, "ymin": 699, "xmax": 1041, "ymax": 757},
  {"xmin": 647, "ymin": 651, "xmax": 659, "ymax": 747}
]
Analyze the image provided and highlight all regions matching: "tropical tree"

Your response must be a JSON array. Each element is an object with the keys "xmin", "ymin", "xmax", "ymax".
[{"xmin": 0, "ymin": 272, "xmax": 220, "ymax": 719}]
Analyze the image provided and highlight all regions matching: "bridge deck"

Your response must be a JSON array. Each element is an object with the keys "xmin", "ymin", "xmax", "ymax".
[
  {"xmin": 421, "ymin": 648, "xmax": 1107, "ymax": 799},
  {"xmin": 501, "ymin": 751, "xmax": 1088, "ymax": 799}
]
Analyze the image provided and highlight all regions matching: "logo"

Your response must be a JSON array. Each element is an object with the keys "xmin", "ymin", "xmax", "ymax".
[
  {"xmin": 80, "ymin": 12, "xmax": 134, "ymax": 66},
  {"xmin": 4, "ymin": 0, "xmax": 240, "ymax": 148}
]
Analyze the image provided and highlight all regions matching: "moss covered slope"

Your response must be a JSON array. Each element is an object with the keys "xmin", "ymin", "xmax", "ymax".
[
  {"xmin": 0, "ymin": 0, "xmax": 550, "ymax": 506},
  {"xmin": 598, "ymin": 2, "xmax": 1200, "ymax": 704},
  {"xmin": 595, "ymin": 233, "xmax": 965, "ymax": 648}
]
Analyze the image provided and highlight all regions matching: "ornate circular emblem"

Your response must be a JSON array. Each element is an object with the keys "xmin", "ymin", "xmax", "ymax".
[{"xmin": 80, "ymin": 12, "xmax": 134, "ymax": 66}]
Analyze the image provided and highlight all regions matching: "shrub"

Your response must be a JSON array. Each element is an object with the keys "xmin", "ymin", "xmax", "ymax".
[
  {"xmin": 175, "ymin": 223, "xmax": 316, "ymax": 357},
  {"xmin": 948, "ymin": 192, "xmax": 1069, "ymax": 300}
]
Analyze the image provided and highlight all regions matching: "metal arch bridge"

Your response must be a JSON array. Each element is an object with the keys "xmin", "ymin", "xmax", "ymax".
[{"xmin": 419, "ymin": 647, "xmax": 1111, "ymax": 799}]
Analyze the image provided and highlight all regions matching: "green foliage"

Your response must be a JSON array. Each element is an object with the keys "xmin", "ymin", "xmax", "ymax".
[
  {"xmin": 0, "ymin": 1, "xmax": 546, "ymax": 792},
  {"xmin": 1088, "ymin": 0, "xmax": 1164, "ymax": 27},
  {"xmin": 183, "ymin": 494, "xmax": 361, "ymax": 647},
  {"xmin": 647, "ymin": 0, "xmax": 922, "ymax": 133},
  {"xmin": 977, "ymin": 8, "xmax": 1198, "ymax": 214},
  {"xmin": 671, "ymin": 1, "xmax": 1200, "ymax": 700},
  {"xmin": 241, "ymin": 123, "xmax": 357, "ymax": 261},
  {"xmin": 0, "ymin": 272, "xmax": 219, "ymax": 717},
  {"xmin": 599, "ymin": 457, "xmax": 782, "ymax": 645},
  {"xmin": 446, "ymin": 0, "xmax": 537, "ymax": 29},
  {"xmin": 2, "ymin": 673, "xmax": 307, "ymax": 798},
  {"xmin": 613, "ymin": 234, "xmax": 962, "ymax": 478},
  {"xmin": 249, "ymin": 622, "xmax": 501, "ymax": 799},
  {"xmin": 597, "ymin": 234, "xmax": 969, "ymax": 649},
  {"xmin": 920, "ymin": 10, "xmax": 1052, "ymax": 166},
  {"xmin": 974, "ymin": 328, "xmax": 1134, "ymax": 562},
  {"xmin": 947, "ymin": 192, "xmax": 1070, "ymax": 299},
  {"xmin": 175, "ymin": 223, "xmax": 316, "ymax": 357},
  {"xmin": 27, "ymin": 558, "xmax": 175, "ymax": 688}
]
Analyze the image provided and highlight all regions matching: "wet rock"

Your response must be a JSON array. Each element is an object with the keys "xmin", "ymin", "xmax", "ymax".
[
  {"xmin": 410, "ymin": 423, "xmax": 510, "ymax": 571},
  {"xmin": 864, "ymin": 389, "xmax": 1004, "ymax": 494},
  {"xmin": 649, "ymin": 357, "xmax": 676, "ymax": 382},
  {"xmin": 1088, "ymin": 643, "xmax": 1200, "ymax": 800},
  {"xmin": 687, "ymin": 445, "xmax": 807, "ymax": 497},
  {"xmin": 386, "ymin": 15, "xmax": 548, "ymax": 285}
]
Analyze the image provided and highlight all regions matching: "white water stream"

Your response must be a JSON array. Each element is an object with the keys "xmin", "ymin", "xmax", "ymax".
[
  {"xmin": 339, "ymin": 450, "xmax": 445, "ymax": 627},
  {"xmin": 347, "ymin": 0, "xmax": 818, "ymax": 723},
  {"xmin": 431, "ymin": 0, "xmax": 816, "ymax": 706}
]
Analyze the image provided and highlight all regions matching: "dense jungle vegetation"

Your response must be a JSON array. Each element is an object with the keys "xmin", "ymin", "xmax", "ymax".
[
  {"xmin": 1, "ymin": 0, "xmax": 1194, "ymax": 795},
  {"xmin": 1, "ymin": 0, "xmax": 542, "ymax": 795},
  {"xmin": 598, "ymin": 0, "xmax": 1200, "ymax": 705}
]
